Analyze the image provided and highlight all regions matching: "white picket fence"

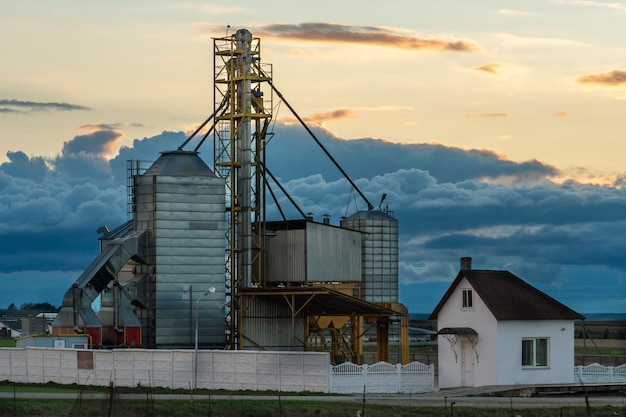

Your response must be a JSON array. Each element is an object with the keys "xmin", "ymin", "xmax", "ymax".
[
  {"xmin": 330, "ymin": 361, "xmax": 434, "ymax": 394},
  {"xmin": 574, "ymin": 363, "xmax": 626, "ymax": 383}
]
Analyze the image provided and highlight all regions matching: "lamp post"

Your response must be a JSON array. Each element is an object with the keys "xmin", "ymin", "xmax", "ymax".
[{"xmin": 194, "ymin": 287, "xmax": 216, "ymax": 389}]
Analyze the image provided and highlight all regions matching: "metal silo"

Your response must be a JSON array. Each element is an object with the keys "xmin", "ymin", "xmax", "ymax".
[
  {"xmin": 340, "ymin": 210, "xmax": 399, "ymax": 304},
  {"xmin": 133, "ymin": 150, "xmax": 226, "ymax": 348}
]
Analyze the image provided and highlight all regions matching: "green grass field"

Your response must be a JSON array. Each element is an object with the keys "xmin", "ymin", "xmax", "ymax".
[{"xmin": 0, "ymin": 338, "xmax": 14, "ymax": 347}]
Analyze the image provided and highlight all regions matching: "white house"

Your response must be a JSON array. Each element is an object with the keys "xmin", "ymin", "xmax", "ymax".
[{"xmin": 429, "ymin": 257, "xmax": 584, "ymax": 389}]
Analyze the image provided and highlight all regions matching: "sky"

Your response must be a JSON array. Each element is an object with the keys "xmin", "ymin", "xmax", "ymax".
[{"xmin": 1, "ymin": 1, "xmax": 626, "ymax": 314}]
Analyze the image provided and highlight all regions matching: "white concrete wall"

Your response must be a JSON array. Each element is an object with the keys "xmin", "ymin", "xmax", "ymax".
[
  {"xmin": 0, "ymin": 348, "xmax": 330, "ymax": 393},
  {"xmin": 497, "ymin": 320, "xmax": 575, "ymax": 385},
  {"xmin": 436, "ymin": 277, "xmax": 498, "ymax": 388}
]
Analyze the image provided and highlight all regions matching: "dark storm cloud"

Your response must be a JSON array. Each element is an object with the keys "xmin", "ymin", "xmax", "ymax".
[
  {"xmin": 254, "ymin": 22, "xmax": 477, "ymax": 52},
  {"xmin": 62, "ymin": 130, "xmax": 124, "ymax": 157},
  {"xmin": 266, "ymin": 124, "xmax": 556, "ymax": 185},
  {"xmin": 1, "ymin": 125, "xmax": 625, "ymax": 312},
  {"xmin": 0, "ymin": 99, "xmax": 92, "ymax": 113}
]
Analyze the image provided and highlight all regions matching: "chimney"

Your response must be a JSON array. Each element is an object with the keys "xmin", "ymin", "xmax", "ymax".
[
  {"xmin": 460, "ymin": 257, "xmax": 472, "ymax": 270},
  {"xmin": 323, "ymin": 214, "xmax": 330, "ymax": 225}
]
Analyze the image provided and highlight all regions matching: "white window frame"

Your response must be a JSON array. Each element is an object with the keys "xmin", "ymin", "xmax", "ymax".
[
  {"xmin": 522, "ymin": 337, "xmax": 549, "ymax": 368},
  {"xmin": 461, "ymin": 289, "xmax": 473, "ymax": 309}
]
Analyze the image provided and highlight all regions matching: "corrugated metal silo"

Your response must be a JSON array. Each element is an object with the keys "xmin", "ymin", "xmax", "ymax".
[
  {"xmin": 133, "ymin": 150, "xmax": 226, "ymax": 348},
  {"xmin": 340, "ymin": 210, "xmax": 399, "ymax": 303}
]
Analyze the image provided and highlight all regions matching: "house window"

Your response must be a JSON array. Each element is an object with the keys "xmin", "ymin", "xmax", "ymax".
[
  {"xmin": 522, "ymin": 338, "xmax": 549, "ymax": 367},
  {"xmin": 462, "ymin": 289, "xmax": 473, "ymax": 309}
]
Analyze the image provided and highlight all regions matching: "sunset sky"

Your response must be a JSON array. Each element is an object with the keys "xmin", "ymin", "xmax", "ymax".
[{"xmin": 1, "ymin": 1, "xmax": 626, "ymax": 314}]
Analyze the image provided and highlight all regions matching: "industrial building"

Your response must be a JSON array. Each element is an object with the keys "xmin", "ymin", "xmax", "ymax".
[{"xmin": 52, "ymin": 28, "xmax": 408, "ymax": 364}]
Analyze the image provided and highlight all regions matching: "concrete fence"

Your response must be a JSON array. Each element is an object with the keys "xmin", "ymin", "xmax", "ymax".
[
  {"xmin": 0, "ymin": 348, "xmax": 330, "ymax": 392},
  {"xmin": 574, "ymin": 362, "xmax": 626, "ymax": 383},
  {"xmin": 330, "ymin": 361, "xmax": 435, "ymax": 394}
]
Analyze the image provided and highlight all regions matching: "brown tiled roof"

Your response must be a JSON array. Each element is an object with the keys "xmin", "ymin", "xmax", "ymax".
[{"xmin": 429, "ymin": 270, "xmax": 585, "ymax": 321}]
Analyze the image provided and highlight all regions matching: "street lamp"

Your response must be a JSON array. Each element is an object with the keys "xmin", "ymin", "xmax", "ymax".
[
  {"xmin": 195, "ymin": 287, "xmax": 216, "ymax": 350},
  {"xmin": 194, "ymin": 287, "xmax": 215, "ymax": 389}
]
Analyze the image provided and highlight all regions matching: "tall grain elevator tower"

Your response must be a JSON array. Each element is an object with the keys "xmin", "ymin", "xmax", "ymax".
[{"xmin": 212, "ymin": 29, "xmax": 273, "ymax": 349}]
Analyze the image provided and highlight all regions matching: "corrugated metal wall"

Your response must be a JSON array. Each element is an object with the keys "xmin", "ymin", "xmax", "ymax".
[
  {"xmin": 240, "ymin": 296, "xmax": 306, "ymax": 350},
  {"xmin": 264, "ymin": 222, "xmax": 361, "ymax": 284},
  {"xmin": 135, "ymin": 174, "xmax": 226, "ymax": 348}
]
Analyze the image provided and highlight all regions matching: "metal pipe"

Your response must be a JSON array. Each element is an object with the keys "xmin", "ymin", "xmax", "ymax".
[{"xmin": 265, "ymin": 78, "xmax": 374, "ymax": 211}]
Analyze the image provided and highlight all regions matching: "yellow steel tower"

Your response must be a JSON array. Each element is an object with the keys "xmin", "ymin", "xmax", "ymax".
[{"xmin": 213, "ymin": 29, "xmax": 273, "ymax": 349}]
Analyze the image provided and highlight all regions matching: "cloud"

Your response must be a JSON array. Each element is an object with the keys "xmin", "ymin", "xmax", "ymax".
[
  {"xmin": 495, "ymin": 33, "xmax": 584, "ymax": 48},
  {"xmin": 62, "ymin": 129, "xmax": 125, "ymax": 160},
  {"xmin": 299, "ymin": 109, "xmax": 355, "ymax": 125},
  {"xmin": 80, "ymin": 122, "xmax": 145, "ymax": 131},
  {"xmin": 0, "ymin": 99, "xmax": 92, "ymax": 114},
  {"xmin": 254, "ymin": 22, "xmax": 477, "ymax": 52},
  {"xmin": 496, "ymin": 9, "xmax": 534, "ymax": 15},
  {"xmin": 465, "ymin": 113, "xmax": 510, "ymax": 118},
  {"xmin": 475, "ymin": 63, "xmax": 501, "ymax": 74},
  {"xmin": 577, "ymin": 70, "xmax": 626, "ymax": 86},
  {"xmin": 1, "ymin": 125, "xmax": 625, "ymax": 313},
  {"xmin": 552, "ymin": 0, "xmax": 626, "ymax": 11},
  {"xmin": 554, "ymin": 111, "xmax": 568, "ymax": 117}
]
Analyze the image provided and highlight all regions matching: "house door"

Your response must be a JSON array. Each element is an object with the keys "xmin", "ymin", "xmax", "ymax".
[{"xmin": 461, "ymin": 342, "xmax": 474, "ymax": 387}]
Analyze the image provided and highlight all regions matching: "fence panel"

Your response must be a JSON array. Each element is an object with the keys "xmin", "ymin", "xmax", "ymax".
[
  {"xmin": 330, "ymin": 361, "xmax": 434, "ymax": 394},
  {"xmin": 574, "ymin": 363, "xmax": 626, "ymax": 383}
]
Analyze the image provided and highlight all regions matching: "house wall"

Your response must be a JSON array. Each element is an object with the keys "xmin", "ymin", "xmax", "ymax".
[
  {"xmin": 436, "ymin": 277, "xmax": 498, "ymax": 388},
  {"xmin": 497, "ymin": 320, "xmax": 575, "ymax": 385}
]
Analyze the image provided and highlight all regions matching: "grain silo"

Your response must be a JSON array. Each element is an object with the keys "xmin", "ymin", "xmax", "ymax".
[
  {"xmin": 132, "ymin": 150, "xmax": 226, "ymax": 348},
  {"xmin": 340, "ymin": 210, "xmax": 399, "ymax": 304}
]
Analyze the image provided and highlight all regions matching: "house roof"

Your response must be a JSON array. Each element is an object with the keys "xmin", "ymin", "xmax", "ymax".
[{"xmin": 429, "ymin": 269, "xmax": 585, "ymax": 321}]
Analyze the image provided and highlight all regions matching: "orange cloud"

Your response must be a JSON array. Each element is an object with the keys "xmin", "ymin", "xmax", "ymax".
[
  {"xmin": 465, "ymin": 113, "xmax": 510, "ymax": 118},
  {"xmin": 254, "ymin": 22, "xmax": 476, "ymax": 52},
  {"xmin": 554, "ymin": 111, "xmax": 568, "ymax": 117},
  {"xmin": 304, "ymin": 109, "xmax": 355, "ymax": 125},
  {"xmin": 475, "ymin": 63, "xmax": 501, "ymax": 74},
  {"xmin": 577, "ymin": 70, "xmax": 626, "ymax": 86},
  {"xmin": 79, "ymin": 122, "xmax": 144, "ymax": 131}
]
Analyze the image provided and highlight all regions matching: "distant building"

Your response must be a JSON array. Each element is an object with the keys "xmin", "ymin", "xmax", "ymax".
[
  {"xmin": 429, "ymin": 257, "xmax": 584, "ymax": 388},
  {"xmin": 0, "ymin": 322, "xmax": 20, "ymax": 338},
  {"xmin": 16, "ymin": 334, "xmax": 89, "ymax": 349}
]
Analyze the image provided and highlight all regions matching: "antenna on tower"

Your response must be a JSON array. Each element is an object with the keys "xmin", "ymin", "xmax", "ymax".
[{"xmin": 226, "ymin": 24, "xmax": 231, "ymax": 36}]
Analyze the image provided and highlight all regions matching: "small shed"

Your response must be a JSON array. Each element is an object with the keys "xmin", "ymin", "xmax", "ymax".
[{"xmin": 16, "ymin": 334, "xmax": 90, "ymax": 349}]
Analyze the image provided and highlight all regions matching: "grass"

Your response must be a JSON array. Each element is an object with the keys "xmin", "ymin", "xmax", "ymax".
[
  {"xmin": 0, "ymin": 382, "xmax": 624, "ymax": 417},
  {"xmin": 1, "ymin": 397, "xmax": 624, "ymax": 417},
  {"xmin": 0, "ymin": 397, "xmax": 624, "ymax": 417},
  {"xmin": 0, "ymin": 339, "xmax": 15, "ymax": 348},
  {"xmin": 576, "ymin": 346, "xmax": 626, "ymax": 356}
]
